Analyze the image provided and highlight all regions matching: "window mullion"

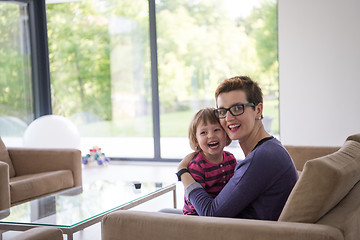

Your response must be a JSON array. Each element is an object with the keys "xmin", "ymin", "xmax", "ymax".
[
  {"xmin": 148, "ymin": 0, "xmax": 161, "ymax": 160},
  {"xmin": 28, "ymin": 0, "xmax": 52, "ymax": 118}
]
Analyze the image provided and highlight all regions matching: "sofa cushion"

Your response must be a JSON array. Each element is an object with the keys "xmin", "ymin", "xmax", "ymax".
[
  {"xmin": 279, "ymin": 140, "xmax": 360, "ymax": 223},
  {"xmin": 347, "ymin": 134, "xmax": 360, "ymax": 143},
  {"xmin": 316, "ymin": 180, "xmax": 360, "ymax": 240},
  {"xmin": 10, "ymin": 170, "xmax": 74, "ymax": 203},
  {"xmin": 0, "ymin": 137, "xmax": 15, "ymax": 178}
]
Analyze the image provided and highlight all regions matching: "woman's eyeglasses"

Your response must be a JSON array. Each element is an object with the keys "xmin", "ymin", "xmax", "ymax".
[{"xmin": 214, "ymin": 103, "xmax": 255, "ymax": 119}]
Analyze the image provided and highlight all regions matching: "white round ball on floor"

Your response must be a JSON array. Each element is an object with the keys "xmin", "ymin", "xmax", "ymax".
[{"xmin": 23, "ymin": 115, "xmax": 81, "ymax": 149}]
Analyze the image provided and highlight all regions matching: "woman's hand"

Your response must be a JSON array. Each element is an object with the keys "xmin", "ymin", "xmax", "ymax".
[{"xmin": 177, "ymin": 152, "xmax": 197, "ymax": 171}]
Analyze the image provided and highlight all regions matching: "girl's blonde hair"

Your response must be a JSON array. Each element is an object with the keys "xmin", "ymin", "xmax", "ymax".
[{"xmin": 188, "ymin": 107, "xmax": 232, "ymax": 152}]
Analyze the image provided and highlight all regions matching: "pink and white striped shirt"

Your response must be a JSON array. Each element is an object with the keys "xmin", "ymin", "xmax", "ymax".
[{"xmin": 183, "ymin": 151, "xmax": 236, "ymax": 215}]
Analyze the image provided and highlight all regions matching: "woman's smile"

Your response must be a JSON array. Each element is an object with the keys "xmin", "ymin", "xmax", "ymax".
[{"xmin": 228, "ymin": 123, "xmax": 241, "ymax": 132}]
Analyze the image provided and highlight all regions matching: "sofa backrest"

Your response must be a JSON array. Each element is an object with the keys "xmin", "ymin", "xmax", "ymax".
[
  {"xmin": 0, "ymin": 137, "xmax": 15, "ymax": 178},
  {"xmin": 285, "ymin": 145, "xmax": 340, "ymax": 171},
  {"xmin": 279, "ymin": 134, "xmax": 360, "ymax": 225}
]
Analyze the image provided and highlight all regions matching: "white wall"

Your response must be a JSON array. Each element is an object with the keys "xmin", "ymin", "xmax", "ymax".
[{"xmin": 278, "ymin": 0, "xmax": 360, "ymax": 146}]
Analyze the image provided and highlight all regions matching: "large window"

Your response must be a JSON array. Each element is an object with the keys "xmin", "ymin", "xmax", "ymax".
[
  {"xmin": 157, "ymin": 0, "xmax": 279, "ymax": 159},
  {"xmin": 1, "ymin": 0, "xmax": 279, "ymax": 161}
]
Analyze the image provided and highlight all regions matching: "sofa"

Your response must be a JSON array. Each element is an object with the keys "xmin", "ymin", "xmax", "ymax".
[
  {"xmin": 0, "ymin": 137, "xmax": 82, "ymax": 211},
  {"xmin": 102, "ymin": 133, "xmax": 360, "ymax": 240}
]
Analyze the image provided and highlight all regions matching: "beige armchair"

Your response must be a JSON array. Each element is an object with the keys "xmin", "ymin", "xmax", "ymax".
[{"xmin": 0, "ymin": 137, "xmax": 82, "ymax": 211}]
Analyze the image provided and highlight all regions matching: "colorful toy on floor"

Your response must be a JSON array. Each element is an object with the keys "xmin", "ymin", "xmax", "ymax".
[{"xmin": 82, "ymin": 146, "xmax": 110, "ymax": 166}]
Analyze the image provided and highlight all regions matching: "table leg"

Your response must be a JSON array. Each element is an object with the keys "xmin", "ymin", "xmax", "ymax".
[
  {"xmin": 67, "ymin": 233, "xmax": 73, "ymax": 240},
  {"xmin": 0, "ymin": 230, "xmax": 7, "ymax": 240},
  {"xmin": 173, "ymin": 188, "xmax": 177, "ymax": 208}
]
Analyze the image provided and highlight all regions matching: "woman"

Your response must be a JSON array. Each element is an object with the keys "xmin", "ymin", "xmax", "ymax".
[{"xmin": 177, "ymin": 76, "xmax": 298, "ymax": 220}]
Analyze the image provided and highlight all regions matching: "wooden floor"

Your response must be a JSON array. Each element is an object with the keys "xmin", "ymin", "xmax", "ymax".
[{"xmin": 2, "ymin": 161, "xmax": 183, "ymax": 240}]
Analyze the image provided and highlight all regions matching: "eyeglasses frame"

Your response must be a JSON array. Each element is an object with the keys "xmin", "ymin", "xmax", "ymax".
[{"xmin": 214, "ymin": 103, "xmax": 255, "ymax": 119}]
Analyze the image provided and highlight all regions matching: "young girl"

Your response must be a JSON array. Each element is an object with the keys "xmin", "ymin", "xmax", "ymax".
[{"xmin": 183, "ymin": 107, "xmax": 237, "ymax": 215}]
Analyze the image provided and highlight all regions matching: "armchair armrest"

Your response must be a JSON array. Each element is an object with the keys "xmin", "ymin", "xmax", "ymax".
[
  {"xmin": 102, "ymin": 210, "xmax": 343, "ymax": 240},
  {"xmin": 0, "ymin": 161, "xmax": 11, "ymax": 211},
  {"xmin": 8, "ymin": 148, "xmax": 82, "ymax": 187}
]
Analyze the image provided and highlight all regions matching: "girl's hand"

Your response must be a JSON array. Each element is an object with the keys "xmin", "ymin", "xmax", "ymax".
[
  {"xmin": 177, "ymin": 152, "xmax": 197, "ymax": 171},
  {"xmin": 177, "ymin": 152, "xmax": 197, "ymax": 187}
]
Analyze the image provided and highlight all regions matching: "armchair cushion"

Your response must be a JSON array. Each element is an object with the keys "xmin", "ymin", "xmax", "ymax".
[
  {"xmin": 279, "ymin": 140, "xmax": 360, "ymax": 223},
  {"xmin": 9, "ymin": 226, "xmax": 63, "ymax": 240},
  {"xmin": 8, "ymin": 148, "xmax": 82, "ymax": 187},
  {"xmin": 10, "ymin": 170, "xmax": 74, "ymax": 203},
  {"xmin": 0, "ymin": 137, "xmax": 15, "ymax": 177}
]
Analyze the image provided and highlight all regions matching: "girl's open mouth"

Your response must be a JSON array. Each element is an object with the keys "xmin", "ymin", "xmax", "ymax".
[{"xmin": 208, "ymin": 141, "xmax": 219, "ymax": 148}]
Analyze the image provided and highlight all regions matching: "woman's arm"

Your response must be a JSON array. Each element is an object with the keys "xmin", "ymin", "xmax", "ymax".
[
  {"xmin": 179, "ymin": 155, "xmax": 254, "ymax": 217},
  {"xmin": 187, "ymin": 144, "xmax": 297, "ymax": 219},
  {"xmin": 187, "ymin": 160, "xmax": 253, "ymax": 217}
]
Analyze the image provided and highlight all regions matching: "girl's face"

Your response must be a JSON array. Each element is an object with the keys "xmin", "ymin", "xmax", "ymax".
[
  {"xmin": 216, "ymin": 90, "xmax": 262, "ymax": 143},
  {"xmin": 195, "ymin": 121, "xmax": 227, "ymax": 158}
]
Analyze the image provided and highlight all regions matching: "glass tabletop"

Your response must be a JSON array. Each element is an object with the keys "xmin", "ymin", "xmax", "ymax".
[{"xmin": 0, "ymin": 180, "xmax": 175, "ymax": 227}]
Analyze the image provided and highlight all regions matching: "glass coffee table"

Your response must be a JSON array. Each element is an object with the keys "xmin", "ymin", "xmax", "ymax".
[{"xmin": 0, "ymin": 180, "xmax": 176, "ymax": 240}]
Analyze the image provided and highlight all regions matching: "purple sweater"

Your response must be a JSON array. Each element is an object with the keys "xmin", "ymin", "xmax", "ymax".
[{"xmin": 185, "ymin": 137, "xmax": 298, "ymax": 220}]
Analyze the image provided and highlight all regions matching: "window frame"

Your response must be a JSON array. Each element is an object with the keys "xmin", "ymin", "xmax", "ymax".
[{"xmin": 27, "ymin": 0, "xmax": 52, "ymax": 118}]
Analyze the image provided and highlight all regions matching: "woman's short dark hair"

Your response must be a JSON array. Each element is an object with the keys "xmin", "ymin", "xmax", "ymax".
[{"xmin": 215, "ymin": 76, "xmax": 263, "ymax": 107}]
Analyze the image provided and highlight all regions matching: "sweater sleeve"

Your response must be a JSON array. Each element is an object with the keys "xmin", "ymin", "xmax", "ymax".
[{"xmin": 187, "ymin": 158, "xmax": 253, "ymax": 217}]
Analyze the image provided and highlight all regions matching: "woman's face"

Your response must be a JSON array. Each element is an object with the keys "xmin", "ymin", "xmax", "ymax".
[{"xmin": 216, "ymin": 90, "xmax": 261, "ymax": 142}]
